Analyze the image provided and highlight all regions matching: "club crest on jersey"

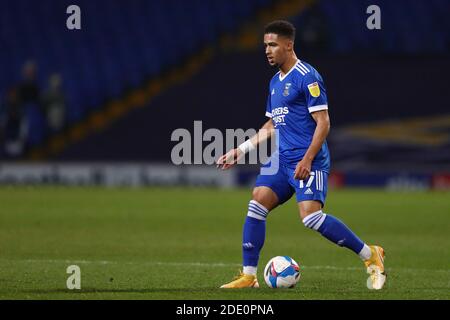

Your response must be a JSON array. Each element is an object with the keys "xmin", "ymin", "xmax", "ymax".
[
  {"xmin": 282, "ymin": 83, "xmax": 292, "ymax": 96},
  {"xmin": 307, "ymin": 82, "xmax": 320, "ymax": 97}
]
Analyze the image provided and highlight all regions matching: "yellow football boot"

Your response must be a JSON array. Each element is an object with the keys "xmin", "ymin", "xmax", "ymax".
[
  {"xmin": 364, "ymin": 245, "xmax": 387, "ymax": 290},
  {"xmin": 220, "ymin": 270, "xmax": 259, "ymax": 289}
]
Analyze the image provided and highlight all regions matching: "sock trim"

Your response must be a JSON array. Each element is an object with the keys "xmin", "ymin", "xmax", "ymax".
[
  {"xmin": 313, "ymin": 214, "xmax": 327, "ymax": 231},
  {"xmin": 305, "ymin": 213, "xmax": 322, "ymax": 228},
  {"xmin": 358, "ymin": 244, "xmax": 372, "ymax": 260},
  {"xmin": 243, "ymin": 266, "xmax": 257, "ymax": 276},
  {"xmin": 247, "ymin": 200, "xmax": 269, "ymax": 221},
  {"xmin": 247, "ymin": 211, "xmax": 266, "ymax": 220},
  {"xmin": 249, "ymin": 200, "xmax": 269, "ymax": 214},
  {"xmin": 248, "ymin": 203, "xmax": 267, "ymax": 216},
  {"xmin": 302, "ymin": 210, "xmax": 322, "ymax": 223},
  {"xmin": 303, "ymin": 210, "xmax": 327, "ymax": 231}
]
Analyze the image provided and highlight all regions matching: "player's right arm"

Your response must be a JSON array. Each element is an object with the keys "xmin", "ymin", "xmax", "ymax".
[{"xmin": 216, "ymin": 119, "xmax": 274, "ymax": 170}]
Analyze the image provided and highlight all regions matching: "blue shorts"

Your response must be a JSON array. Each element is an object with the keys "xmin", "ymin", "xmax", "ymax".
[{"xmin": 254, "ymin": 160, "xmax": 328, "ymax": 207}]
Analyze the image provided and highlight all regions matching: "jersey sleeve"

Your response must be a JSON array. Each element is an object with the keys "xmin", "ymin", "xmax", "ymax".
[
  {"xmin": 302, "ymin": 73, "xmax": 328, "ymax": 113},
  {"xmin": 265, "ymin": 92, "xmax": 272, "ymax": 118}
]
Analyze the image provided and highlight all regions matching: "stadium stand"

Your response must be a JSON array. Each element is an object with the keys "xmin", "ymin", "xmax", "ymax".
[{"xmin": 0, "ymin": 0, "xmax": 448, "ymax": 163}]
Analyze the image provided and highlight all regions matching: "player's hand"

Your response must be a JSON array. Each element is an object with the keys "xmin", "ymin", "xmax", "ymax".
[
  {"xmin": 216, "ymin": 148, "xmax": 243, "ymax": 170},
  {"xmin": 294, "ymin": 159, "xmax": 312, "ymax": 180}
]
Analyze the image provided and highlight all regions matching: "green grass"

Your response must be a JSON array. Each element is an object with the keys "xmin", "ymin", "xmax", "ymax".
[{"xmin": 0, "ymin": 186, "xmax": 449, "ymax": 299}]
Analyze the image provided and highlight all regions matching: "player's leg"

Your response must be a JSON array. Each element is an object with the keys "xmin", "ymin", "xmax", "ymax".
[
  {"xmin": 220, "ymin": 162, "xmax": 294, "ymax": 289},
  {"xmin": 298, "ymin": 200, "xmax": 386, "ymax": 289},
  {"xmin": 241, "ymin": 186, "xmax": 278, "ymax": 275},
  {"xmin": 220, "ymin": 187, "xmax": 280, "ymax": 289},
  {"xmin": 298, "ymin": 200, "xmax": 371, "ymax": 259},
  {"xmin": 291, "ymin": 170, "xmax": 386, "ymax": 289}
]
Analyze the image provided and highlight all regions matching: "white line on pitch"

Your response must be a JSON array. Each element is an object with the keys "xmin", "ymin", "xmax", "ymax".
[{"xmin": 1, "ymin": 258, "xmax": 449, "ymax": 273}]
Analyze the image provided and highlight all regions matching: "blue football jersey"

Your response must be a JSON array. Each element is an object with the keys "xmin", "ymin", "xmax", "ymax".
[{"xmin": 265, "ymin": 60, "xmax": 330, "ymax": 173}]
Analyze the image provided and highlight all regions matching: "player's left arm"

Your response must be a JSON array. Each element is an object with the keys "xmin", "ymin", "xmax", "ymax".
[
  {"xmin": 294, "ymin": 72, "xmax": 330, "ymax": 180},
  {"xmin": 293, "ymin": 110, "xmax": 330, "ymax": 180}
]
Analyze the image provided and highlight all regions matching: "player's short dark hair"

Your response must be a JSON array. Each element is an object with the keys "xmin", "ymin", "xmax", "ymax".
[{"xmin": 264, "ymin": 20, "xmax": 296, "ymax": 41}]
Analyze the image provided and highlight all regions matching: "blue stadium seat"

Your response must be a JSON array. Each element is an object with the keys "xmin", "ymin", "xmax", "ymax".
[{"xmin": 3, "ymin": 0, "xmax": 445, "ymax": 147}]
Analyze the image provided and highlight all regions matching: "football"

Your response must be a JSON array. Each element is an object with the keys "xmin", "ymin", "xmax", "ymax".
[{"xmin": 264, "ymin": 256, "xmax": 301, "ymax": 288}]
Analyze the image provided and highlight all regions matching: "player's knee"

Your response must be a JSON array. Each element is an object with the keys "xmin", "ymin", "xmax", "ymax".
[
  {"xmin": 252, "ymin": 188, "xmax": 263, "ymax": 202},
  {"xmin": 298, "ymin": 201, "xmax": 323, "ymax": 221},
  {"xmin": 251, "ymin": 187, "xmax": 277, "ymax": 211},
  {"xmin": 299, "ymin": 208, "xmax": 311, "ymax": 221}
]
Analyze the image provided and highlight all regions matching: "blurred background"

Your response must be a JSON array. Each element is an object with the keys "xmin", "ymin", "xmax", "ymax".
[{"xmin": 0, "ymin": 0, "xmax": 449, "ymax": 190}]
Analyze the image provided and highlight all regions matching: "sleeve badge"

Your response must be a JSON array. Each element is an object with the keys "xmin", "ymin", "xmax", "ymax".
[{"xmin": 307, "ymin": 82, "xmax": 320, "ymax": 98}]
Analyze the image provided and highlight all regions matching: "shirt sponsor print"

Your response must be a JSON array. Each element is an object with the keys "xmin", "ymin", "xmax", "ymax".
[{"xmin": 271, "ymin": 107, "xmax": 289, "ymax": 126}]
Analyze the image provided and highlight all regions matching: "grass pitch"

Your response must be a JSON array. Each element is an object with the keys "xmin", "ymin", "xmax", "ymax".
[{"xmin": 0, "ymin": 186, "xmax": 449, "ymax": 300}]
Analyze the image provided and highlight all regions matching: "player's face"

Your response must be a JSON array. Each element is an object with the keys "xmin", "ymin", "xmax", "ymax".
[{"xmin": 264, "ymin": 33, "xmax": 292, "ymax": 68}]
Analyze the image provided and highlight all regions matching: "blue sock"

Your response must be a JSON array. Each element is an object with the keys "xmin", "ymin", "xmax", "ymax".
[
  {"xmin": 242, "ymin": 200, "xmax": 269, "ymax": 268},
  {"xmin": 303, "ymin": 210, "xmax": 365, "ymax": 254}
]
